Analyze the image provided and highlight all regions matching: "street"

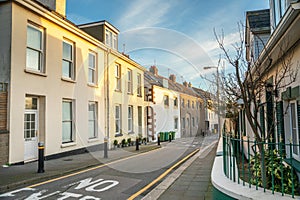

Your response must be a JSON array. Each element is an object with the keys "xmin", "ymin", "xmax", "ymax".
[{"xmin": 0, "ymin": 135, "xmax": 218, "ymax": 200}]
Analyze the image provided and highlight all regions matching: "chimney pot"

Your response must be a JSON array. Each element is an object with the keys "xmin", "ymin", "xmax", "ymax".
[
  {"xmin": 169, "ymin": 74, "xmax": 176, "ymax": 83},
  {"xmin": 150, "ymin": 66, "xmax": 158, "ymax": 76}
]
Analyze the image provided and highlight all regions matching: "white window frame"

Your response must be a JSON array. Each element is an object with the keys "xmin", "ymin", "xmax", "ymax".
[
  {"xmin": 88, "ymin": 101, "xmax": 98, "ymax": 139},
  {"xmin": 88, "ymin": 51, "xmax": 97, "ymax": 85},
  {"xmin": 137, "ymin": 73, "xmax": 142, "ymax": 96},
  {"xmin": 138, "ymin": 106, "xmax": 142, "ymax": 134},
  {"xmin": 128, "ymin": 105, "xmax": 133, "ymax": 133},
  {"xmin": 127, "ymin": 69, "xmax": 133, "ymax": 94},
  {"xmin": 62, "ymin": 40, "xmax": 75, "ymax": 80},
  {"xmin": 62, "ymin": 99, "xmax": 75, "ymax": 144},
  {"xmin": 115, "ymin": 64, "xmax": 121, "ymax": 91},
  {"xmin": 115, "ymin": 104, "xmax": 121, "ymax": 135},
  {"xmin": 26, "ymin": 23, "xmax": 44, "ymax": 73}
]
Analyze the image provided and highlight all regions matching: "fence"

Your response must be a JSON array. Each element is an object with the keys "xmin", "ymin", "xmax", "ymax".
[{"xmin": 223, "ymin": 132, "xmax": 299, "ymax": 198}]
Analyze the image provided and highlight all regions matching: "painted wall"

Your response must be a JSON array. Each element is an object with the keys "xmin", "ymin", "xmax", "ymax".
[
  {"xmin": 8, "ymin": 2, "xmax": 106, "ymax": 163},
  {"xmin": 152, "ymin": 85, "xmax": 181, "ymax": 139},
  {"xmin": 107, "ymin": 52, "xmax": 145, "ymax": 147}
]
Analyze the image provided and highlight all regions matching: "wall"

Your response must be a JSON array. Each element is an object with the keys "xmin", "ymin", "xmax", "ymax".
[
  {"xmin": 8, "ymin": 2, "xmax": 106, "ymax": 163},
  {"xmin": 0, "ymin": 2, "xmax": 11, "ymax": 83}
]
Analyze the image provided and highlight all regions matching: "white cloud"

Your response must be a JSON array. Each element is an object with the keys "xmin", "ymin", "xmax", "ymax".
[{"xmin": 118, "ymin": 0, "xmax": 173, "ymax": 29}]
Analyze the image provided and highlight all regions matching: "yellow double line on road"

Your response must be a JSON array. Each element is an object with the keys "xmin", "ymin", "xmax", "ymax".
[
  {"xmin": 127, "ymin": 148, "xmax": 200, "ymax": 200},
  {"xmin": 28, "ymin": 147, "xmax": 161, "ymax": 188}
]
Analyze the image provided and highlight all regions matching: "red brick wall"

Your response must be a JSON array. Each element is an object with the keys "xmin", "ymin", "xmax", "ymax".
[{"xmin": 0, "ymin": 92, "xmax": 7, "ymax": 130}]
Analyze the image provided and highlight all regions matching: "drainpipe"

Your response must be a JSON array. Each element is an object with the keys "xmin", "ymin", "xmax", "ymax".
[{"xmin": 104, "ymin": 49, "xmax": 110, "ymax": 157}]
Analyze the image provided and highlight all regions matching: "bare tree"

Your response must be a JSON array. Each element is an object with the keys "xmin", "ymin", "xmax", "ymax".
[{"xmin": 215, "ymin": 22, "xmax": 298, "ymax": 187}]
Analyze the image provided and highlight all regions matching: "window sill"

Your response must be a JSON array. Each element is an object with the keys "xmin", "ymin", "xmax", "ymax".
[
  {"xmin": 137, "ymin": 94, "xmax": 142, "ymax": 98},
  {"xmin": 87, "ymin": 83, "xmax": 98, "ymax": 88},
  {"xmin": 127, "ymin": 92, "xmax": 133, "ymax": 95},
  {"xmin": 284, "ymin": 158, "xmax": 300, "ymax": 172},
  {"xmin": 115, "ymin": 133, "xmax": 123, "ymax": 137},
  {"xmin": 88, "ymin": 138, "xmax": 99, "ymax": 143},
  {"xmin": 128, "ymin": 131, "xmax": 135, "ymax": 134},
  {"xmin": 115, "ymin": 89, "xmax": 122, "ymax": 93},
  {"xmin": 61, "ymin": 77, "xmax": 76, "ymax": 83},
  {"xmin": 24, "ymin": 69, "xmax": 47, "ymax": 77},
  {"xmin": 61, "ymin": 142, "xmax": 76, "ymax": 148}
]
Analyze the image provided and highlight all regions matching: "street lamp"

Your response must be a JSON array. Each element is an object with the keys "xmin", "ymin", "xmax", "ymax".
[{"xmin": 203, "ymin": 66, "xmax": 220, "ymax": 137}]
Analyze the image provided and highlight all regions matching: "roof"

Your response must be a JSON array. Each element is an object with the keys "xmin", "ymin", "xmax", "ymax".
[
  {"xmin": 246, "ymin": 9, "xmax": 270, "ymax": 31},
  {"xmin": 78, "ymin": 20, "xmax": 120, "ymax": 34},
  {"xmin": 144, "ymin": 70, "xmax": 203, "ymax": 99}
]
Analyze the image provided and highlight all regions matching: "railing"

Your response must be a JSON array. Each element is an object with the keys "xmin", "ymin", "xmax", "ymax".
[{"xmin": 223, "ymin": 133, "xmax": 299, "ymax": 198}]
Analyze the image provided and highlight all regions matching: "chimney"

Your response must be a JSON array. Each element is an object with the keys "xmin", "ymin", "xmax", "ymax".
[
  {"xmin": 36, "ymin": 0, "xmax": 66, "ymax": 17},
  {"xmin": 188, "ymin": 82, "xmax": 192, "ymax": 87},
  {"xmin": 149, "ymin": 66, "xmax": 158, "ymax": 76},
  {"xmin": 183, "ymin": 81, "xmax": 188, "ymax": 87},
  {"xmin": 169, "ymin": 74, "xmax": 176, "ymax": 83}
]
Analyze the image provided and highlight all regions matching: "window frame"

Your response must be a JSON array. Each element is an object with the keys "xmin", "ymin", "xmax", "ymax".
[
  {"xmin": 127, "ymin": 69, "xmax": 133, "ymax": 94},
  {"xmin": 137, "ymin": 73, "xmax": 142, "ymax": 97},
  {"xmin": 174, "ymin": 117, "xmax": 178, "ymax": 130},
  {"xmin": 115, "ymin": 64, "xmax": 121, "ymax": 91},
  {"xmin": 115, "ymin": 104, "xmax": 121, "ymax": 135},
  {"xmin": 26, "ymin": 23, "xmax": 45, "ymax": 73},
  {"xmin": 164, "ymin": 95, "xmax": 169, "ymax": 107},
  {"xmin": 62, "ymin": 99, "xmax": 75, "ymax": 144},
  {"xmin": 88, "ymin": 101, "xmax": 98, "ymax": 139},
  {"xmin": 62, "ymin": 39, "xmax": 75, "ymax": 80},
  {"xmin": 88, "ymin": 51, "xmax": 97, "ymax": 85},
  {"xmin": 174, "ymin": 97, "xmax": 178, "ymax": 108},
  {"xmin": 128, "ymin": 105, "xmax": 133, "ymax": 133},
  {"xmin": 290, "ymin": 101, "xmax": 299, "ymax": 158}
]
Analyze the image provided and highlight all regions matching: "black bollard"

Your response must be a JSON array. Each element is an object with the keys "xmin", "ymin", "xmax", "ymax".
[
  {"xmin": 104, "ymin": 137, "xmax": 108, "ymax": 158},
  {"xmin": 158, "ymin": 134, "xmax": 160, "ymax": 146},
  {"xmin": 136, "ymin": 138, "xmax": 139, "ymax": 151},
  {"xmin": 37, "ymin": 142, "xmax": 45, "ymax": 173},
  {"xmin": 169, "ymin": 133, "xmax": 172, "ymax": 142}
]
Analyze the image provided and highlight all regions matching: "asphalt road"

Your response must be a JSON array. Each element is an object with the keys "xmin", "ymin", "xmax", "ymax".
[{"xmin": 0, "ymin": 136, "xmax": 217, "ymax": 200}]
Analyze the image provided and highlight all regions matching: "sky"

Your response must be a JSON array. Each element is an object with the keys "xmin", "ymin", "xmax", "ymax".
[{"xmin": 66, "ymin": 0, "xmax": 269, "ymax": 92}]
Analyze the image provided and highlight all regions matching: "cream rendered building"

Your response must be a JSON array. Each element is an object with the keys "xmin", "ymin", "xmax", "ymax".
[{"xmin": 0, "ymin": 0, "xmax": 145, "ymax": 164}]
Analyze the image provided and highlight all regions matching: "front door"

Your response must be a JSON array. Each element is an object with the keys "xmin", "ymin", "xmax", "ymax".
[{"xmin": 24, "ymin": 97, "xmax": 39, "ymax": 161}]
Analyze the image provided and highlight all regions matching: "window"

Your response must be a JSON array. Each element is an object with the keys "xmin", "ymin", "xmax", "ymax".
[
  {"xmin": 174, "ymin": 117, "xmax": 178, "ymax": 129},
  {"xmin": 128, "ymin": 106, "xmax": 133, "ymax": 132},
  {"xmin": 62, "ymin": 100, "xmax": 75, "ymax": 143},
  {"xmin": 115, "ymin": 64, "xmax": 121, "ymax": 91},
  {"xmin": 105, "ymin": 29, "xmax": 117, "ymax": 50},
  {"xmin": 127, "ymin": 69, "xmax": 132, "ymax": 94},
  {"xmin": 26, "ymin": 24, "xmax": 44, "ymax": 72},
  {"xmin": 62, "ymin": 40, "xmax": 75, "ymax": 79},
  {"xmin": 137, "ymin": 73, "xmax": 142, "ymax": 96},
  {"xmin": 182, "ymin": 99, "xmax": 185, "ymax": 107},
  {"xmin": 192, "ymin": 117, "xmax": 195, "ymax": 127},
  {"xmin": 188, "ymin": 100, "xmax": 190, "ymax": 108},
  {"xmin": 192, "ymin": 101, "xmax": 194, "ymax": 109},
  {"xmin": 115, "ymin": 104, "xmax": 121, "ymax": 134},
  {"xmin": 182, "ymin": 118, "xmax": 185, "ymax": 129},
  {"xmin": 174, "ymin": 97, "xmax": 178, "ymax": 107},
  {"xmin": 164, "ymin": 95, "xmax": 169, "ymax": 106},
  {"xmin": 138, "ymin": 106, "xmax": 142, "ymax": 134},
  {"xmin": 88, "ymin": 102, "xmax": 98, "ymax": 139},
  {"xmin": 290, "ymin": 101, "xmax": 299, "ymax": 156},
  {"xmin": 88, "ymin": 52, "xmax": 97, "ymax": 85}
]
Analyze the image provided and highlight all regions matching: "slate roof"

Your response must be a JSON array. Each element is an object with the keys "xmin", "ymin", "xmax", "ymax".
[{"xmin": 246, "ymin": 9, "xmax": 270, "ymax": 30}]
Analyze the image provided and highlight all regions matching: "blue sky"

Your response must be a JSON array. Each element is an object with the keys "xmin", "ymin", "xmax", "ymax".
[{"xmin": 66, "ymin": 0, "xmax": 269, "ymax": 91}]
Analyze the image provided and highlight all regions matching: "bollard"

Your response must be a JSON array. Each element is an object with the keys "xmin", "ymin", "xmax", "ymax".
[
  {"xmin": 158, "ymin": 134, "xmax": 160, "ymax": 146},
  {"xmin": 169, "ymin": 133, "xmax": 172, "ymax": 142},
  {"xmin": 37, "ymin": 142, "xmax": 45, "ymax": 173},
  {"xmin": 104, "ymin": 137, "xmax": 108, "ymax": 158},
  {"xmin": 136, "ymin": 138, "xmax": 139, "ymax": 151}
]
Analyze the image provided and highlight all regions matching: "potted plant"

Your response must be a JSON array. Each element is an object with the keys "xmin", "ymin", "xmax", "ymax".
[
  {"xmin": 121, "ymin": 138, "xmax": 126, "ymax": 147},
  {"xmin": 113, "ymin": 139, "xmax": 118, "ymax": 149},
  {"xmin": 127, "ymin": 138, "xmax": 132, "ymax": 146}
]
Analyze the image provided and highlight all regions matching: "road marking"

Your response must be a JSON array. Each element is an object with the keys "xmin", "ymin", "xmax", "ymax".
[
  {"xmin": 28, "ymin": 147, "xmax": 162, "ymax": 188},
  {"xmin": 127, "ymin": 148, "xmax": 200, "ymax": 200}
]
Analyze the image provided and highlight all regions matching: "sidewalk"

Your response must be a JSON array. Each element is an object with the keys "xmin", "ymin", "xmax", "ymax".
[
  {"xmin": 142, "ymin": 134, "xmax": 218, "ymax": 200},
  {"xmin": 0, "ymin": 143, "xmax": 160, "ymax": 193}
]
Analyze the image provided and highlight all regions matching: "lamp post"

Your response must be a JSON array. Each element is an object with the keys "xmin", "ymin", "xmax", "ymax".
[{"xmin": 203, "ymin": 66, "xmax": 220, "ymax": 137}]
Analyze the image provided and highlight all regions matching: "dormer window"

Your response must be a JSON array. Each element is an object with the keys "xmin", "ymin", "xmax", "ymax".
[{"xmin": 105, "ymin": 29, "xmax": 117, "ymax": 50}]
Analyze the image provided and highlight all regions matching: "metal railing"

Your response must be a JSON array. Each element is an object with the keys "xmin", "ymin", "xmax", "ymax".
[{"xmin": 223, "ymin": 133, "xmax": 299, "ymax": 198}]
